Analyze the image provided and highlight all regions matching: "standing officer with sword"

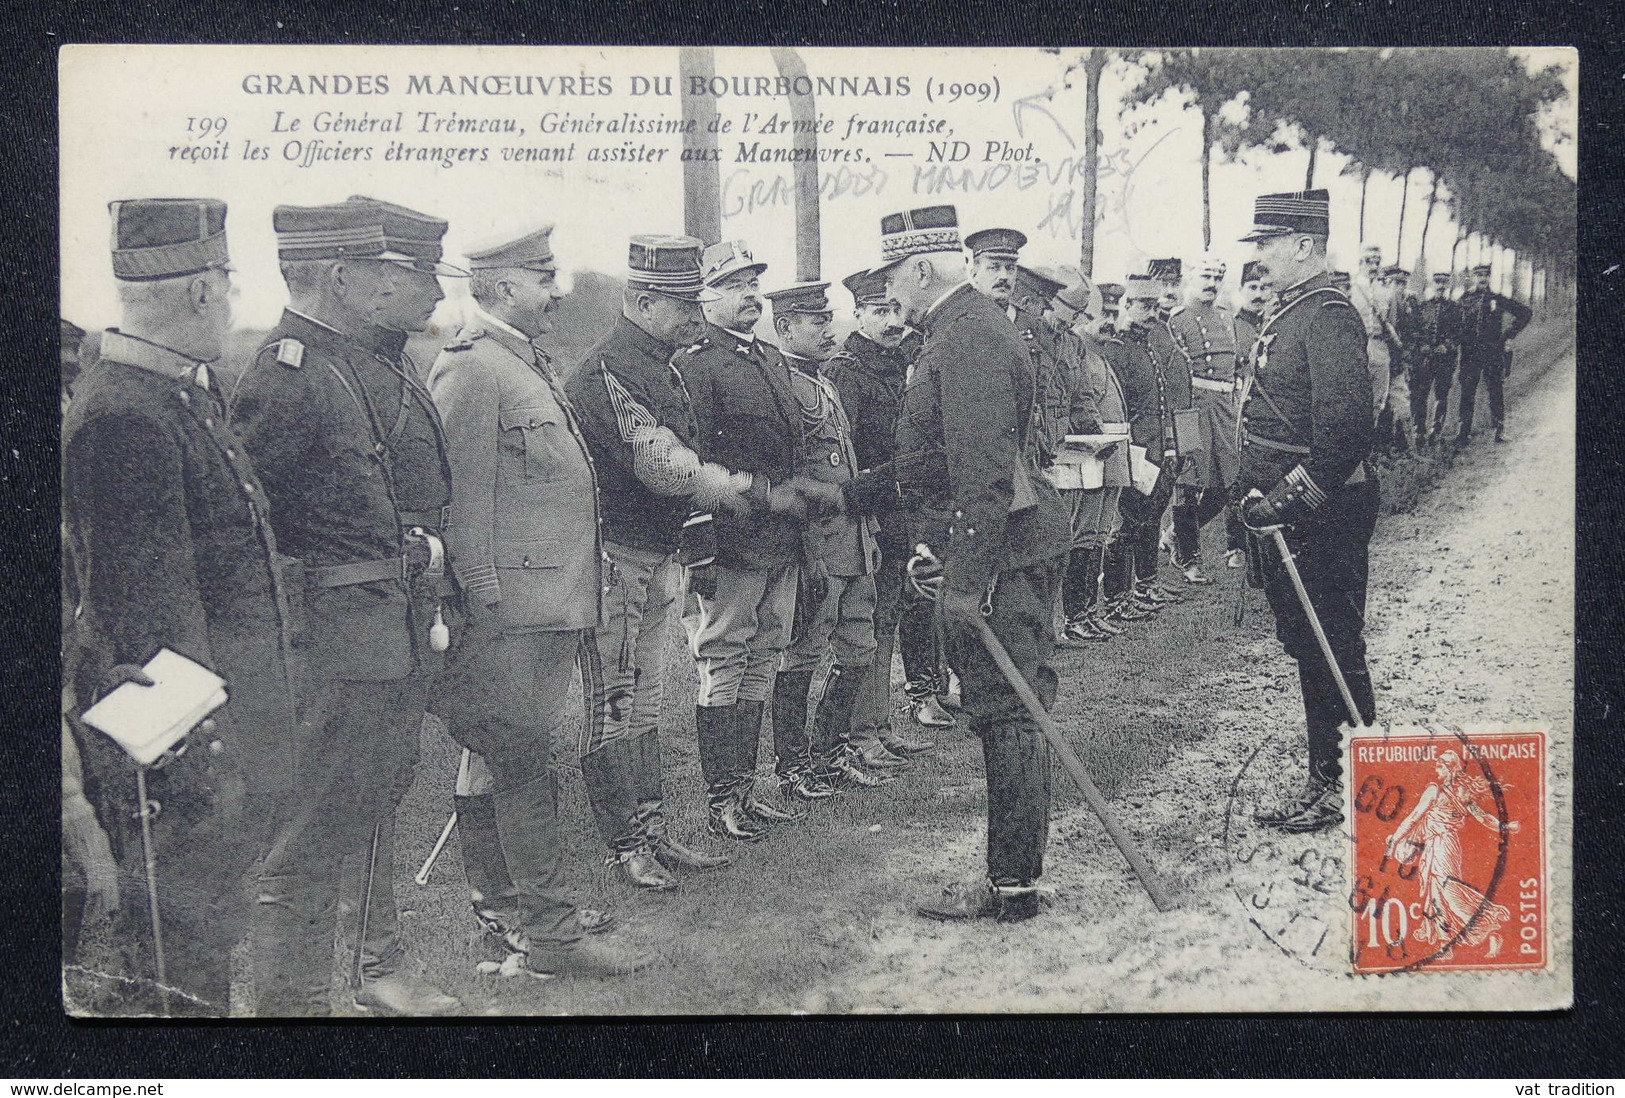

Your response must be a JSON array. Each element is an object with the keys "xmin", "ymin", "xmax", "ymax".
[{"xmin": 1235, "ymin": 189, "xmax": 1381, "ymax": 836}]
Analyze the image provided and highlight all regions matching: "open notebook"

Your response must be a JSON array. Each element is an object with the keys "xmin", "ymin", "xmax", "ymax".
[{"xmin": 79, "ymin": 648, "xmax": 228, "ymax": 767}]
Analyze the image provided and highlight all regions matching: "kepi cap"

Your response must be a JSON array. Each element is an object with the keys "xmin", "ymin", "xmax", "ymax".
[
  {"xmin": 1146, "ymin": 257, "xmax": 1183, "ymax": 282},
  {"xmin": 1125, "ymin": 274, "xmax": 1160, "ymax": 302},
  {"xmin": 626, "ymin": 234, "xmax": 718, "ymax": 302},
  {"xmin": 1239, "ymin": 189, "xmax": 1331, "ymax": 242},
  {"xmin": 764, "ymin": 281, "xmax": 832, "ymax": 318},
  {"xmin": 1240, "ymin": 261, "xmax": 1265, "ymax": 285},
  {"xmin": 274, "ymin": 196, "xmax": 469, "ymax": 276},
  {"xmin": 109, "ymin": 198, "xmax": 231, "ymax": 281},
  {"xmin": 1097, "ymin": 282, "xmax": 1126, "ymax": 306},
  {"xmin": 701, "ymin": 240, "xmax": 767, "ymax": 286},
  {"xmin": 1195, "ymin": 254, "xmax": 1227, "ymax": 278},
  {"xmin": 1051, "ymin": 279, "xmax": 1096, "ymax": 323},
  {"xmin": 1471, "ymin": 262, "xmax": 1493, "ymax": 275},
  {"xmin": 1329, "ymin": 270, "xmax": 1353, "ymax": 289},
  {"xmin": 1382, "ymin": 264, "xmax": 1410, "ymax": 279},
  {"xmin": 1431, "ymin": 270, "xmax": 1454, "ymax": 282},
  {"xmin": 465, "ymin": 224, "xmax": 557, "ymax": 272},
  {"xmin": 965, "ymin": 227, "xmax": 1027, "ymax": 261},
  {"xmin": 842, "ymin": 268, "xmax": 891, "ymax": 306},
  {"xmin": 872, "ymin": 205, "xmax": 962, "ymax": 273},
  {"xmin": 1012, "ymin": 266, "xmax": 1065, "ymax": 312}
]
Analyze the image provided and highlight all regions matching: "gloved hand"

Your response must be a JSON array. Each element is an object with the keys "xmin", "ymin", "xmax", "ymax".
[
  {"xmin": 906, "ymin": 542, "xmax": 945, "ymax": 602},
  {"xmin": 97, "ymin": 663, "xmax": 154, "ymax": 701},
  {"xmin": 765, "ymin": 480, "xmax": 809, "ymax": 520},
  {"xmin": 800, "ymin": 558, "xmax": 830, "ymax": 609},
  {"xmin": 1240, "ymin": 488, "xmax": 1285, "ymax": 532},
  {"xmin": 791, "ymin": 476, "xmax": 846, "ymax": 519},
  {"xmin": 688, "ymin": 564, "xmax": 718, "ymax": 600}
]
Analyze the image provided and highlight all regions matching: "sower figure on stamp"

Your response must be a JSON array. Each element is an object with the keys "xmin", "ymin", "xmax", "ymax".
[
  {"xmin": 769, "ymin": 281, "xmax": 893, "ymax": 797},
  {"xmin": 1165, "ymin": 255, "xmax": 1243, "ymax": 586},
  {"xmin": 825, "ymin": 269, "xmax": 941, "ymax": 761},
  {"xmin": 1236, "ymin": 189, "xmax": 1380, "ymax": 836},
  {"xmin": 876, "ymin": 205, "xmax": 1072, "ymax": 923},
  {"xmin": 676, "ymin": 242, "xmax": 846, "ymax": 841},
  {"xmin": 1051, "ymin": 279, "xmax": 1132, "ymax": 642},
  {"xmin": 63, "ymin": 199, "xmax": 298, "ymax": 1016},
  {"xmin": 427, "ymin": 225, "xmax": 654, "ymax": 974},
  {"xmin": 229, "ymin": 196, "xmax": 464, "ymax": 1016},
  {"xmin": 1410, "ymin": 271, "xmax": 1464, "ymax": 447},
  {"xmin": 1455, "ymin": 262, "xmax": 1532, "ymax": 447}
]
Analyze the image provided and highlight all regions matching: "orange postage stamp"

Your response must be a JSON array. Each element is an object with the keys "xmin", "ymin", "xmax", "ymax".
[{"xmin": 1346, "ymin": 727, "xmax": 1547, "ymax": 974}]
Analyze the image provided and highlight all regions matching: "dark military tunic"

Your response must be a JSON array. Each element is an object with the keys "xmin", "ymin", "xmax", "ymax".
[
  {"xmin": 1458, "ymin": 287, "xmax": 1532, "ymax": 370},
  {"xmin": 1237, "ymin": 270, "xmax": 1378, "ymax": 784},
  {"xmin": 896, "ymin": 283, "xmax": 1069, "ymax": 885},
  {"xmin": 63, "ymin": 330, "xmax": 298, "ymax": 1014},
  {"xmin": 825, "ymin": 330, "xmax": 917, "ymax": 561},
  {"xmin": 1408, "ymin": 294, "xmax": 1463, "ymax": 431},
  {"xmin": 675, "ymin": 324, "xmax": 803, "ymax": 571},
  {"xmin": 566, "ymin": 314, "xmax": 703, "ymax": 557}
]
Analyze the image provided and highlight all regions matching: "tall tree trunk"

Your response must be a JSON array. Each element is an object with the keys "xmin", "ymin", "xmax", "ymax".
[
  {"xmin": 1358, "ymin": 167, "xmax": 1371, "ymax": 245},
  {"xmin": 1078, "ymin": 50, "xmax": 1106, "ymax": 277},
  {"xmin": 1394, "ymin": 167, "xmax": 1413, "ymax": 262},
  {"xmin": 1416, "ymin": 171, "xmax": 1438, "ymax": 274},
  {"xmin": 1450, "ymin": 217, "xmax": 1466, "ymax": 276},
  {"xmin": 1304, "ymin": 138, "xmax": 1318, "ymax": 190},
  {"xmin": 770, "ymin": 48, "xmax": 821, "ymax": 281},
  {"xmin": 679, "ymin": 48, "xmax": 721, "ymax": 244},
  {"xmin": 1200, "ymin": 104, "xmax": 1212, "ymax": 251}
]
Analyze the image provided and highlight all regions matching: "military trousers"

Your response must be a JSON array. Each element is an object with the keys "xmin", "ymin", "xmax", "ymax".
[
  {"xmin": 942, "ymin": 557, "xmax": 1064, "ymax": 884},
  {"xmin": 685, "ymin": 559, "xmax": 799, "ymax": 707},
  {"xmin": 1409, "ymin": 352, "xmax": 1457, "ymax": 436},
  {"xmin": 1119, "ymin": 466, "xmax": 1176, "ymax": 585},
  {"xmin": 580, "ymin": 541, "xmax": 679, "ymax": 847},
  {"xmin": 432, "ymin": 622, "xmax": 583, "ymax": 942},
  {"xmin": 1255, "ymin": 472, "xmax": 1381, "ymax": 785},
  {"xmin": 1062, "ymin": 487, "xmax": 1122, "ymax": 618},
  {"xmin": 253, "ymin": 670, "xmax": 428, "ymax": 1017},
  {"xmin": 76, "ymin": 729, "xmax": 262, "ymax": 1017},
  {"xmin": 853, "ymin": 548, "xmax": 907, "ymax": 738},
  {"xmin": 1457, "ymin": 352, "xmax": 1507, "ymax": 438},
  {"xmin": 781, "ymin": 572, "xmax": 877, "ymax": 676},
  {"xmin": 1367, "ymin": 338, "xmax": 1392, "ymax": 424}
]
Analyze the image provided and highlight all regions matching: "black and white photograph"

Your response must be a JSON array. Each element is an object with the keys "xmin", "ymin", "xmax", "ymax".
[{"xmin": 55, "ymin": 43, "xmax": 1575, "ymax": 1018}]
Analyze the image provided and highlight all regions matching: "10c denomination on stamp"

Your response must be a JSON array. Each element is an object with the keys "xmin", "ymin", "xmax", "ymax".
[{"xmin": 1346, "ymin": 727, "xmax": 1547, "ymax": 974}]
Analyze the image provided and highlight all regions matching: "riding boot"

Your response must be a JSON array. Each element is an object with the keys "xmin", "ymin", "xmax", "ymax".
[
  {"xmin": 491, "ymin": 772, "xmax": 578, "ymax": 948},
  {"xmin": 770, "ymin": 668, "xmax": 816, "ymax": 781},
  {"xmin": 640, "ymin": 799, "xmax": 731, "ymax": 871},
  {"xmin": 455, "ymin": 792, "xmax": 517, "ymax": 924},
  {"xmin": 694, "ymin": 704, "xmax": 736, "ymax": 793},
  {"xmin": 737, "ymin": 699, "xmax": 803, "ymax": 821}
]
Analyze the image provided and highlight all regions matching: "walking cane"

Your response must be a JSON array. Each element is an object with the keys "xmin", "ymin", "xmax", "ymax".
[
  {"xmin": 1265, "ymin": 525, "xmax": 1369, "ymax": 729},
  {"xmin": 351, "ymin": 822, "xmax": 381, "ymax": 992},
  {"xmin": 134, "ymin": 767, "xmax": 170, "ymax": 1015},
  {"xmin": 945, "ymin": 597, "xmax": 1177, "ymax": 913},
  {"xmin": 414, "ymin": 748, "xmax": 470, "ymax": 887}
]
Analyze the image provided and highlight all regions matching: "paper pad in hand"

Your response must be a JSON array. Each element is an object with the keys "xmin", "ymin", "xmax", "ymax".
[{"xmin": 80, "ymin": 648, "xmax": 228, "ymax": 766}]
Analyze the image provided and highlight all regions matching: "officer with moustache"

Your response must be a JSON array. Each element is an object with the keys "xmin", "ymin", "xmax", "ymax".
[
  {"xmin": 427, "ymin": 225, "xmax": 656, "ymax": 973},
  {"xmin": 675, "ymin": 242, "xmax": 845, "ymax": 840},
  {"xmin": 824, "ymin": 270, "xmax": 941, "ymax": 762},
  {"xmin": 1456, "ymin": 262, "xmax": 1532, "ymax": 446},
  {"xmin": 1236, "ymin": 189, "xmax": 1379, "ymax": 835},
  {"xmin": 1409, "ymin": 270, "xmax": 1464, "ymax": 446},
  {"xmin": 769, "ymin": 281, "xmax": 893, "ymax": 796},
  {"xmin": 229, "ymin": 196, "xmax": 464, "ymax": 1015},
  {"xmin": 64, "ymin": 199, "xmax": 298, "ymax": 1016},
  {"xmin": 879, "ymin": 205, "xmax": 1072, "ymax": 923}
]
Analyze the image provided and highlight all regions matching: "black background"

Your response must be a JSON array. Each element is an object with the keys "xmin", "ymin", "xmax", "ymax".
[{"xmin": 4, "ymin": 0, "xmax": 1620, "ymax": 1078}]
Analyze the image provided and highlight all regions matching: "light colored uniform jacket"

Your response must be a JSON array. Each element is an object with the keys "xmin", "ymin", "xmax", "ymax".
[
  {"xmin": 786, "ymin": 354, "xmax": 879, "ymax": 579},
  {"xmin": 428, "ymin": 314, "xmax": 602, "ymax": 631}
]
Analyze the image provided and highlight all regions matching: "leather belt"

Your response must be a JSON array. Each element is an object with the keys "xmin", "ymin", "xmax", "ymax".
[
  {"xmin": 1191, "ymin": 377, "xmax": 1233, "ymax": 393},
  {"xmin": 1101, "ymin": 421, "xmax": 1130, "ymax": 435},
  {"xmin": 307, "ymin": 557, "xmax": 405, "ymax": 588},
  {"xmin": 399, "ymin": 505, "xmax": 451, "ymax": 530},
  {"xmin": 1244, "ymin": 431, "xmax": 1310, "ymax": 455}
]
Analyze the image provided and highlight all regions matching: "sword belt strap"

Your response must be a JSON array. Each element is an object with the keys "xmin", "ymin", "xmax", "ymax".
[
  {"xmin": 1191, "ymin": 376, "xmax": 1233, "ymax": 393},
  {"xmin": 307, "ymin": 557, "xmax": 403, "ymax": 588},
  {"xmin": 1243, "ymin": 431, "xmax": 1311, "ymax": 456}
]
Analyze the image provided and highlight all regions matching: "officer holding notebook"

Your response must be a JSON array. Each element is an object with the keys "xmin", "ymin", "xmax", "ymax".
[{"xmin": 63, "ymin": 198, "xmax": 298, "ymax": 1016}]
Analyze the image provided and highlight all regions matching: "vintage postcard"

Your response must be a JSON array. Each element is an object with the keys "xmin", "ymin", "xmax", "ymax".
[{"xmin": 58, "ymin": 44, "xmax": 1574, "ymax": 1016}]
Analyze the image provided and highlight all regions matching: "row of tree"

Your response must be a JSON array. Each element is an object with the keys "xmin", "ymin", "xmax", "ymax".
[{"xmin": 1058, "ymin": 48, "xmax": 1573, "ymax": 301}]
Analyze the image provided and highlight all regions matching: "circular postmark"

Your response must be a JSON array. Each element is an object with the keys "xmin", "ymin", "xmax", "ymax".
[{"xmin": 1223, "ymin": 727, "xmax": 1517, "ymax": 975}]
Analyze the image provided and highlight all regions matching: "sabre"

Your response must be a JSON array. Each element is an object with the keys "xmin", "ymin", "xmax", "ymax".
[
  {"xmin": 1266, "ymin": 525, "xmax": 1368, "ymax": 729},
  {"xmin": 134, "ymin": 767, "xmax": 170, "ymax": 1015},
  {"xmin": 414, "ymin": 748, "xmax": 471, "ymax": 886},
  {"xmin": 941, "ymin": 592, "xmax": 1176, "ymax": 913},
  {"xmin": 351, "ymin": 821, "xmax": 381, "ymax": 992}
]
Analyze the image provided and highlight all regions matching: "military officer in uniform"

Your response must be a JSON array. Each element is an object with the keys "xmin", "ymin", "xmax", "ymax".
[
  {"xmin": 63, "ymin": 198, "xmax": 298, "ymax": 1016},
  {"xmin": 1165, "ymin": 255, "xmax": 1243, "ymax": 586},
  {"xmin": 1410, "ymin": 270, "xmax": 1464, "ymax": 445},
  {"xmin": 426, "ymin": 225, "xmax": 657, "ymax": 971},
  {"xmin": 963, "ymin": 227, "xmax": 1024, "ymax": 316},
  {"xmin": 1106, "ymin": 276, "xmax": 1183, "ymax": 618},
  {"xmin": 1236, "ymin": 189, "xmax": 1379, "ymax": 834},
  {"xmin": 1234, "ymin": 261, "xmax": 1271, "ymax": 379},
  {"xmin": 229, "ymin": 196, "xmax": 463, "ymax": 1016},
  {"xmin": 677, "ymin": 242, "xmax": 845, "ymax": 840},
  {"xmin": 1456, "ymin": 262, "xmax": 1533, "ymax": 446},
  {"xmin": 1352, "ymin": 246, "xmax": 1402, "ymax": 427},
  {"xmin": 824, "ymin": 269, "xmax": 941, "ymax": 761},
  {"xmin": 1148, "ymin": 258, "xmax": 1183, "ymax": 322},
  {"xmin": 1050, "ymin": 280, "xmax": 1132, "ymax": 642},
  {"xmin": 877, "ymin": 205, "xmax": 1071, "ymax": 922},
  {"xmin": 769, "ymin": 281, "xmax": 894, "ymax": 796},
  {"xmin": 566, "ymin": 237, "xmax": 826, "ymax": 846}
]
